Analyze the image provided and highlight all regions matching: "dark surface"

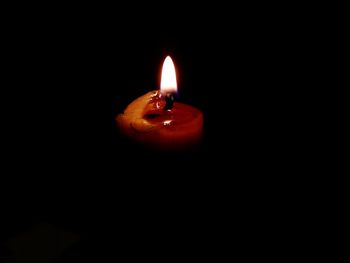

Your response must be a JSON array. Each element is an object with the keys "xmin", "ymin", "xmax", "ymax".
[{"xmin": 3, "ymin": 4, "xmax": 313, "ymax": 261}]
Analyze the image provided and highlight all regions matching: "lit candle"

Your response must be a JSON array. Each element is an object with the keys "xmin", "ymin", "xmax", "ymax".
[{"xmin": 116, "ymin": 56, "xmax": 203, "ymax": 151}]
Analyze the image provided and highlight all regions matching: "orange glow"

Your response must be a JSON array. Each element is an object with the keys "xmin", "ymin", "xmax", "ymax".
[{"xmin": 160, "ymin": 56, "xmax": 177, "ymax": 95}]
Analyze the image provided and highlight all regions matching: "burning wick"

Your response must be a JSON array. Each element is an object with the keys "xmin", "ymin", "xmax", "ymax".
[{"xmin": 164, "ymin": 93, "xmax": 174, "ymax": 110}]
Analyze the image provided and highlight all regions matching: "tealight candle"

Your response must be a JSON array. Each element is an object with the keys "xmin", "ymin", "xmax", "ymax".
[{"xmin": 116, "ymin": 56, "xmax": 203, "ymax": 151}]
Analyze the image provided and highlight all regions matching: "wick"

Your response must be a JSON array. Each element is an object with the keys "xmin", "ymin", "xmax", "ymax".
[{"xmin": 164, "ymin": 93, "xmax": 174, "ymax": 110}]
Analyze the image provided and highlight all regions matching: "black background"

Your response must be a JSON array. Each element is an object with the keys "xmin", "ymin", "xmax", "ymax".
[{"xmin": 3, "ymin": 4, "xmax": 314, "ymax": 260}]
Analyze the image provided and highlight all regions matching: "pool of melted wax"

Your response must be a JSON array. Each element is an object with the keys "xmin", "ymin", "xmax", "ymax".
[{"xmin": 143, "ymin": 102, "xmax": 200, "ymax": 127}]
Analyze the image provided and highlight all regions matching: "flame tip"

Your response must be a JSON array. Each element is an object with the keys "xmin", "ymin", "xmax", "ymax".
[{"xmin": 164, "ymin": 56, "xmax": 172, "ymax": 61}]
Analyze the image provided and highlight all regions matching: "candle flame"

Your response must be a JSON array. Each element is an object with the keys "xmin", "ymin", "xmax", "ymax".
[{"xmin": 161, "ymin": 56, "xmax": 177, "ymax": 95}]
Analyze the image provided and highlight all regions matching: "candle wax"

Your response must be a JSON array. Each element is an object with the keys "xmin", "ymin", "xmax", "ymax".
[{"xmin": 117, "ymin": 91, "xmax": 203, "ymax": 151}]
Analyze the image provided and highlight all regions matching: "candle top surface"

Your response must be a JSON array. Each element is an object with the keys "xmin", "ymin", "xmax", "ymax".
[{"xmin": 144, "ymin": 101, "xmax": 202, "ymax": 128}]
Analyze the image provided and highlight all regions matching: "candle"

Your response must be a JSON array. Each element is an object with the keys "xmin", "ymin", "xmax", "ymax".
[{"xmin": 116, "ymin": 56, "xmax": 203, "ymax": 151}]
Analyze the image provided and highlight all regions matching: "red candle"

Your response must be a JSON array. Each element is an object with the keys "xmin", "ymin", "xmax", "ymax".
[{"xmin": 116, "ymin": 56, "xmax": 203, "ymax": 151}]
